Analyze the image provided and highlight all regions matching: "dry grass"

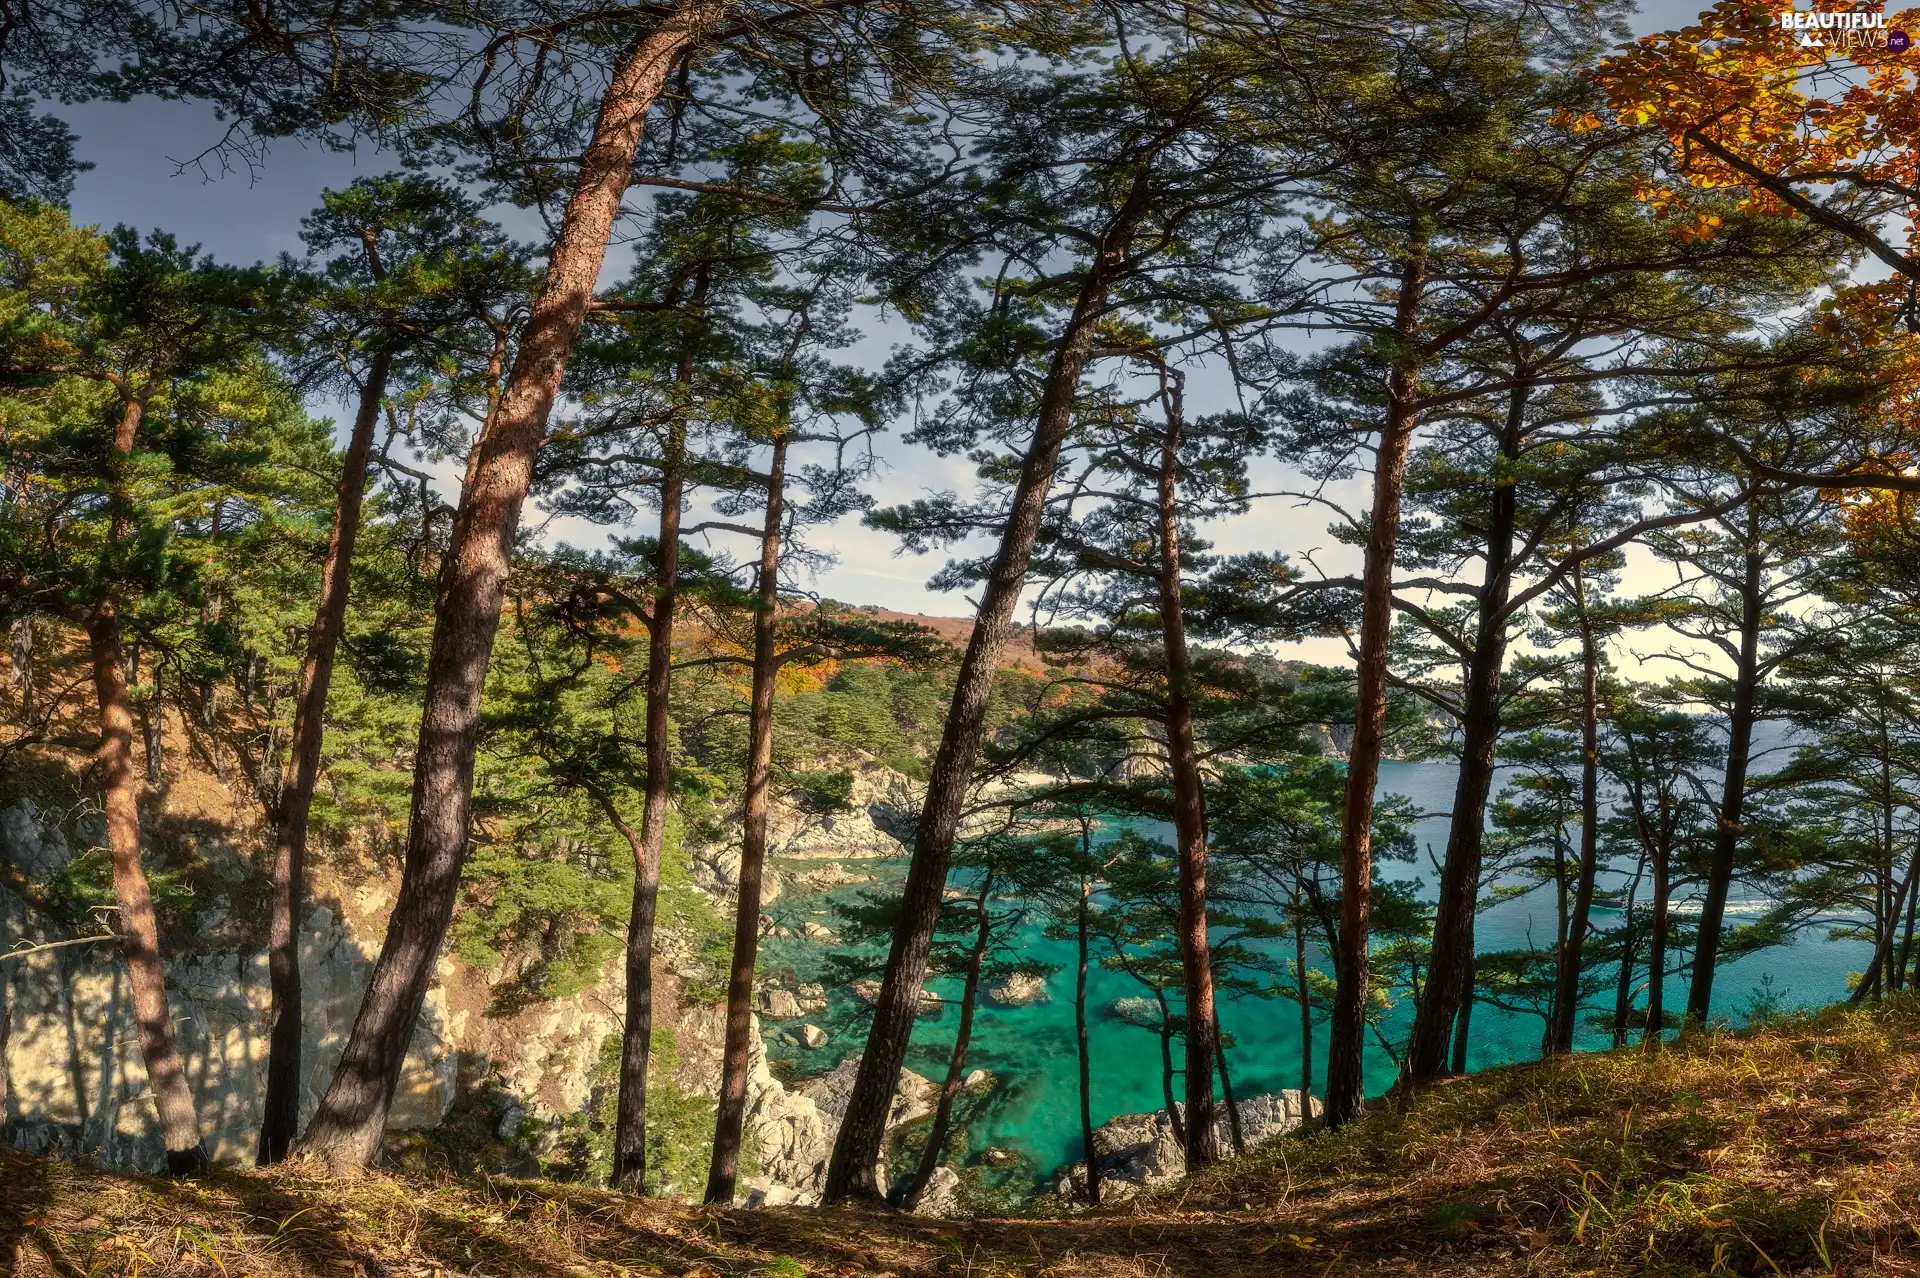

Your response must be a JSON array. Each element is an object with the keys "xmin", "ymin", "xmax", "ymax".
[{"xmin": 7, "ymin": 998, "xmax": 1920, "ymax": 1277}]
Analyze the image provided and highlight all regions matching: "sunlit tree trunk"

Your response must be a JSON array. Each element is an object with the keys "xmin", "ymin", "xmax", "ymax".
[
  {"xmin": 259, "ymin": 347, "xmax": 392, "ymax": 1166},
  {"xmin": 1152, "ymin": 369, "xmax": 1219, "ymax": 1172},
  {"xmin": 705, "ymin": 427, "xmax": 788, "ymax": 1204},
  {"xmin": 902, "ymin": 872, "xmax": 993, "ymax": 1210},
  {"xmin": 91, "ymin": 393, "xmax": 207, "ymax": 1173},
  {"xmin": 298, "ymin": 3, "xmax": 727, "ymax": 1171},
  {"xmin": 1327, "ymin": 255, "xmax": 1425, "ymax": 1127},
  {"xmin": 824, "ymin": 192, "xmax": 1146, "ymax": 1204}
]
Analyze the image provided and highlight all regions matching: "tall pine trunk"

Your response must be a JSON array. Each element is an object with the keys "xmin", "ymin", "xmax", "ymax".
[
  {"xmin": 1548, "ymin": 571, "xmax": 1602, "ymax": 1054},
  {"xmin": 1449, "ymin": 954, "xmax": 1474, "ymax": 1074},
  {"xmin": 298, "ymin": 4, "xmax": 725, "ymax": 1171},
  {"xmin": 902, "ymin": 875, "xmax": 993, "ymax": 1210},
  {"xmin": 1213, "ymin": 1009, "xmax": 1244, "ymax": 1157},
  {"xmin": 1154, "ymin": 987, "xmax": 1184, "ymax": 1146},
  {"xmin": 259, "ymin": 347, "xmax": 392, "ymax": 1166},
  {"xmin": 1612, "ymin": 856, "xmax": 1645, "ymax": 1047},
  {"xmin": 704, "ymin": 429, "xmax": 788, "ymax": 1204},
  {"xmin": 1684, "ymin": 512, "xmax": 1763, "ymax": 1031},
  {"xmin": 1153, "ymin": 370, "xmax": 1218, "ymax": 1172},
  {"xmin": 1894, "ymin": 835, "xmax": 1920, "ymax": 992},
  {"xmin": 1645, "ymin": 845, "xmax": 1672, "ymax": 1047},
  {"xmin": 91, "ymin": 606, "xmax": 208, "ymax": 1172},
  {"xmin": 1075, "ymin": 865, "xmax": 1100, "ymax": 1205},
  {"xmin": 1326, "ymin": 255, "xmax": 1425, "ymax": 1127},
  {"xmin": 1295, "ymin": 873, "xmax": 1313, "ymax": 1104},
  {"xmin": 611, "ymin": 388, "xmax": 696, "ymax": 1191},
  {"xmin": 91, "ymin": 395, "xmax": 207, "ymax": 1173},
  {"xmin": 1851, "ymin": 849, "xmax": 1919, "ymax": 1005},
  {"xmin": 1406, "ymin": 384, "xmax": 1521, "ymax": 1081},
  {"xmin": 823, "ymin": 193, "xmax": 1146, "ymax": 1204}
]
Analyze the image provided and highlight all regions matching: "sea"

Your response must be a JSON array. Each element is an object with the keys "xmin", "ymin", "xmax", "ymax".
[{"xmin": 757, "ymin": 746, "xmax": 1876, "ymax": 1189}]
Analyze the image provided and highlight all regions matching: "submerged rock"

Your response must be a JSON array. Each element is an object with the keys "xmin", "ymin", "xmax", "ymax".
[
  {"xmin": 851, "ymin": 978, "xmax": 942, "ymax": 1015},
  {"xmin": 757, "ymin": 987, "xmax": 803, "ymax": 1018},
  {"xmin": 985, "ymin": 971, "xmax": 1050, "ymax": 1006}
]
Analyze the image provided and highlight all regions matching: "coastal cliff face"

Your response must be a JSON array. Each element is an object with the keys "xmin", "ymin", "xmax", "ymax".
[{"xmin": 0, "ymin": 749, "xmax": 929, "ymax": 1198}]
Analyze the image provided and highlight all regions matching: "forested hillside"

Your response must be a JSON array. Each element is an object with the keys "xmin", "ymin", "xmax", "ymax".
[{"xmin": 5, "ymin": 0, "xmax": 1920, "ymax": 1270}]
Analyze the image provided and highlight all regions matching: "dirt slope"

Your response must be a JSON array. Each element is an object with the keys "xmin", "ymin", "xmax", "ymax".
[{"xmin": 6, "ymin": 998, "xmax": 1919, "ymax": 1276}]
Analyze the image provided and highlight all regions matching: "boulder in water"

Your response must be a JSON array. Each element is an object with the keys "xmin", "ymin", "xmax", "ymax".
[{"xmin": 985, "ymin": 971, "xmax": 1050, "ymax": 1006}]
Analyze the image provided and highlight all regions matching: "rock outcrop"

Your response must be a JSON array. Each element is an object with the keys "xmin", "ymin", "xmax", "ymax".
[
  {"xmin": 985, "ymin": 971, "xmax": 1050, "ymax": 1006},
  {"xmin": 1051, "ymin": 1091, "xmax": 1320, "ymax": 1202},
  {"xmin": 1, "ymin": 797, "xmax": 459, "ymax": 1171}
]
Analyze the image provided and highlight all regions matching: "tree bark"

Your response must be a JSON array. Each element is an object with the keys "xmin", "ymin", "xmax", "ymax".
[
  {"xmin": 902, "ymin": 874, "xmax": 993, "ymax": 1210},
  {"xmin": 704, "ymin": 428, "xmax": 787, "ymax": 1204},
  {"xmin": 1894, "ymin": 834, "xmax": 1920, "ymax": 992},
  {"xmin": 87, "ymin": 390, "xmax": 208, "ymax": 1174},
  {"xmin": 1295, "ymin": 873, "xmax": 1313, "ymax": 1105},
  {"xmin": 1449, "ymin": 953, "xmax": 1474, "ymax": 1075},
  {"xmin": 1405, "ymin": 382, "xmax": 1521, "ymax": 1082},
  {"xmin": 1851, "ymin": 847, "xmax": 1919, "ymax": 1005},
  {"xmin": 823, "ymin": 190, "xmax": 1146, "ymax": 1204},
  {"xmin": 298, "ymin": 4, "xmax": 725, "ymax": 1172},
  {"xmin": 1612, "ymin": 856, "xmax": 1645, "ymax": 1047},
  {"xmin": 258, "ymin": 346, "xmax": 392, "ymax": 1166},
  {"xmin": 1548, "ymin": 571, "xmax": 1602, "ymax": 1054},
  {"xmin": 611, "ymin": 383, "xmax": 697, "ymax": 1191},
  {"xmin": 1213, "ymin": 1008, "xmax": 1244, "ymax": 1157},
  {"xmin": 1326, "ymin": 255, "xmax": 1425, "ymax": 1127},
  {"xmin": 1153, "ymin": 369, "xmax": 1218, "ymax": 1173},
  {"xmin": 1684, "ymin": 514, "xmax": 1763, "ymax": 1031},
  {"xmin": 1076, "ymin": 867, "xmax": 1100, "ymax": 1205},
  {"xmin": 1154, "ymin": 986, "xmax": 1184, "ymax": 1147},
  {"xmin": 90, "ymin": 603, "xmax": 209, "ymax": 1174},
  {"xmin": 1645, "ymin": 843, "xmax": 1672, "ymax": 1047}
]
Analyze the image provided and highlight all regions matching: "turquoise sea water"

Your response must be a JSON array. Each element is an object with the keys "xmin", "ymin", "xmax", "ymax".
[{"xmin": 758, "ymin": 755, "xmax": 1876, "ymax": 1188}]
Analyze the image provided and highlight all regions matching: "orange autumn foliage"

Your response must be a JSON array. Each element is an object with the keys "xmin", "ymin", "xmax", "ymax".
[{"xmin": 1593, "ymin": 1, "xmax": 1920, "ymax": 334}]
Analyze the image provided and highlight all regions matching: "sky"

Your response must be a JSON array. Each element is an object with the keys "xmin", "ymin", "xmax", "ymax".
[{"xmin": 53, "ymin": 0, "xmax": 1753, "ymax": 671}]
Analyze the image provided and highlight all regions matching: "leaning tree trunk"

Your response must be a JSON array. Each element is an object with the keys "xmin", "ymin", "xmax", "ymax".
[
  {"xmin": 704, "ymin": 429, "xmax": 788, "ymax": 1204},
  {"xmin": 1153, "ymin": 370, "xmax": 1220, "ymax": 1173},
  {"xmin": 822, "ymin": 190, "xmax": 1147, "ymax": 1205},
  {"xmin": 91, "ymin": 603, "xmax": 208, "ymax": 1174},
  {"xmin": 902, "ymin": 875, "xmax": 993, "ymax": 1210},
  {"xmin": 1684, "ymin": 520, "xmax": 1763, "ymax": 1032},
  {"xmin": 1405, "ymin": 385, "xmax": 1522, "ymax": 1082},
  {"xmin": 298, "ymin": 4, "xmax": 727, "ymax": 1172},
  {"xmin": 89, "ymin": 391, "xmax": 208, "ymax": 1174},
  {"xmin": 1548, "ymin": 571, "xmax": 1602, "ymax": 1055},
  {"xmin": 1325, "ymin": 255, "xmax": 1425, "ymax": 1128},
  {"xmin": 1894, "ymin": 835, "xmax": 1920, "ymax": 992},
  {"xmin": 1851, "ymin": 848, "xmax": 1919, "ymax": 1005},
  {"xmin": 259, "ymin": 347, "xmax": 392, "ymax": 1166}
]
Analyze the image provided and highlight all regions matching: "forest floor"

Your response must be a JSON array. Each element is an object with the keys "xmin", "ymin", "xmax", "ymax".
[{"xmin": 6, "ymin": 997, "xmax": 1920, "ymax": 1277}]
